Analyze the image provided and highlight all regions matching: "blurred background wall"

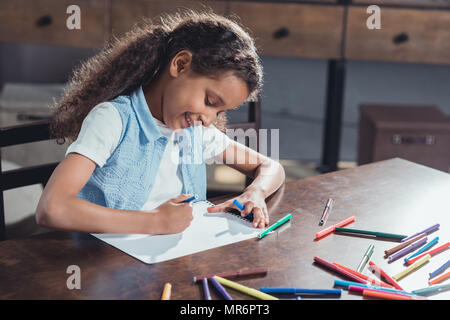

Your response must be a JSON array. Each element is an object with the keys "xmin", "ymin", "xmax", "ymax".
[{"xmin": 2, "ymin": 42, "xmax": 449, "ymax": 163}]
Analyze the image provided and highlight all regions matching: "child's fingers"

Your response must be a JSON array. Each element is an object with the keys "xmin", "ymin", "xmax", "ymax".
[
  {"xmin": 242, "ymin": 201, "xmax": 254, "ymax": 217},
  {"xmin": 206, "ymin": 200, "xmax": 233, "ymax": 213},
  {"xmin": 172, "ymin": 193, "xmax": 194, "ymax": 204},
  {"xmin": 252, "ymin": 207, "xmax": 265, "ymax": 228},
  {"xmin": 263, "ymin": 207, "xmax": 270, "ymax": 226}
]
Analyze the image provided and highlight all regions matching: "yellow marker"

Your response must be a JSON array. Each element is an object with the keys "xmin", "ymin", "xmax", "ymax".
[
  {"xmin": 213, "ymin": 276, "xmax": 279, "ymax": 300},
  {"xmin": 161, "ymin": 283, "xmax": 172, "ymax": 300},
  {"xmin": 393, "ymin": 254, "xmax": 431, "ymax": 281}
]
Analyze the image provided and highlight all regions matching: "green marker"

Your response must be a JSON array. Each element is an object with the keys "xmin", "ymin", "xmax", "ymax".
[
  {"xmin": 334, "ymin": 227, "xmax": 407, "ymax": 240},
  {"xmin": 258, "ymin": 214, "xmax": 292, "ymax": 239},
  {"xmin": 356, "ymin": 244, "xmax": 374, "ymax": 273}
]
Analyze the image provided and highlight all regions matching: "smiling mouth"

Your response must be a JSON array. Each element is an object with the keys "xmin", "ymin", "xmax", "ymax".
[{"xmin": 184, "ymin": 112, "xmax": 193, "ymax": 128}]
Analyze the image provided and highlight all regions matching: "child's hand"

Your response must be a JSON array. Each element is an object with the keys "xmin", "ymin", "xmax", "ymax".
[
  {"xmin": 153, "ymin": 194, "xmax": 195, "ymax": 234},
  {"xmin": 207, "ymin": 190, "xmax": 269, "ymax": 229}
]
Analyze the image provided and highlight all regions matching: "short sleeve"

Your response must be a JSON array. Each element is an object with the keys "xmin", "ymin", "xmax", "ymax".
[
  {"xmin": 65, "ymin": 102, "xmax": 122, "ymax": 167},
  {"xmin": 202, "ymin": 125, "xmax": 231, "ymax": 161}
]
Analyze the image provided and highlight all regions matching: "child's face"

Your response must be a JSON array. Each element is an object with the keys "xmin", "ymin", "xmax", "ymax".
[{"xmin": 157, "ymin": 51, "xmax": 250, "ymax": 131}]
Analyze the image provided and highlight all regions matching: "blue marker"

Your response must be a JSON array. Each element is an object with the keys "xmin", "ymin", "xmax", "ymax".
[
  {"xmin": 404, "ymin": 236, "xmax": 439, "ymax": 263},
  {"xmin": 183, "ymin": 194, "xmax": 198, "ymax": 203},
  {"xmin": 260, "ymin": 287, "xmax": 341, "ymax": 296},
  {"xmin": 233, "ymin": 199, "xmax": 253, "ymax": 221},
  {"xmin": 429, "ymin": 259, "xmax": 450, "ymax": 280},
  {"xmin": 233, "ymin": 199, "xmax": 245, "ymax": 210}
]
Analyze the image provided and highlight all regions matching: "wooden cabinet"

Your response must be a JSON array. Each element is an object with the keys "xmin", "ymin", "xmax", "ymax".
[
  {"xmin": 1, "ymin": 0, "xmax": 449, "ymax": 65},
  {"xmin": 353, "ymin": 0, "xmax": 450, "ymax": 8},
  {"xmin": 0, "ymin": 0, "xmax": 109, "ymax": 48},
  {"xmin": 345, "ymin": 7, "xmax": 450, "ymax": 65},
  {"xmin": 111, "ymin": 0, "xmax": 227, "ymax": 38},
  {"xmin": 228, "ymin": 1, "xmax": 344, "ymax": 59}
]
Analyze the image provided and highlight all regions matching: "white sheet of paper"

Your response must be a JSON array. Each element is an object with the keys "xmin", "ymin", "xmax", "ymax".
[{"xmin": 91, "ymin": 200, "xmax": 259, "ymax": 264}]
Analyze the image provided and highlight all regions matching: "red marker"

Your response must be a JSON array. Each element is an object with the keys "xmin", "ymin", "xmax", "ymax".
[
  {"xmin": 368, "ymin": 261, "xmax": 403, "ymax": 290},
  {"xmin": 405, "ymin": 242, "xmax": 449, "ymax": 265},
  {"xmin": 314, "ymin": 256, "xmax": 367, "ymax": 284},
  {"xmin": 315, "ymin": 216, "xmax": 355, "ymax": 240}
]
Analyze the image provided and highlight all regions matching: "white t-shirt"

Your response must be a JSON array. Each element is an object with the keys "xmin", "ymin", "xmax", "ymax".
[{"xmin": 66, "ymin": 102, "xmax": 231, "ymax": 211}]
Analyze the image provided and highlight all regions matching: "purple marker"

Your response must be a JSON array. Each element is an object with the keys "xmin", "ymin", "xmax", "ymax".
[
  {"xmin": 388, "ymin": 237, "xmax": 428, "ymax": 263},
  {"xmin": 202, "ymin": 278, "xmax": 211, "ymax": 300},
  {"xmin": 209, "ymin": 276, "xmax": 233, "ymax": 300},
  {"xmin": 401, "ymin": 224, "xmax": 439, "ymax": 243}
]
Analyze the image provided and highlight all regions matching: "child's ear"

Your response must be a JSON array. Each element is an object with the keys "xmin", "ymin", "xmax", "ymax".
[{"xmin": 169, "ymin": 50, "xmax": 193, "ymax": 77}]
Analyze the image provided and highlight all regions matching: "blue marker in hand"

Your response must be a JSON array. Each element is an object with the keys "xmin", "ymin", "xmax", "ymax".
[
  {"xmin": 233, "ymin": 199, "xmax": 253, "ymax": 221},
  {"xmin": 183, "ymin": 194, "xmax": 198, "ymax": 203}
]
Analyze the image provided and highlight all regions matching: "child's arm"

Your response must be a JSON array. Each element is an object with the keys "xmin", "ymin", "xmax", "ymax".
[
  {"xmin": 36, "ymin": 153, "xmax": 194, "ymax": 234},
  {"xmin": 207, "ymin": 140, "xmax": 285, "ymax": 229}
]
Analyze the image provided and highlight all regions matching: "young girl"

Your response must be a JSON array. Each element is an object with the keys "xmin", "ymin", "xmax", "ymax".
[{"xmin": 36, "ymin": 10, "xmax": 285, "ymax": 235}]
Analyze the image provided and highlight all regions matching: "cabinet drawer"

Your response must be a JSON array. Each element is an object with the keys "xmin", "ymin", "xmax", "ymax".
[
  {"xmin": 228, "ymin": 2, "xmax": 344, "ymax": 59},
  {"xmin": 0, "ymin": 0, "xmax": 109, "ymax": 48},
  {"xmin": 345, "ymin": 7, "xmax": 450, "ymax": 64},
  {"xmin": 111, "ymin": 0, "xmax": 227, "ymax": 38},
  {"xmin": 352, "ymin": 0, "xmax": 450, "ymax": 8}
]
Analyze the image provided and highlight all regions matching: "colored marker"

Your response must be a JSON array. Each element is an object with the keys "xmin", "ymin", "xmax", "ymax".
[
  {"xmin": 368, "ymin": 261, "xmax": 403, "ymax": 290},
  {"xmin": 429, "ymin": 271, "xmax": 450, "ymax": 285},
  {"xmin": 319, "ymin": 198, "xmax": 333, "ymax": 226},
  {"xmin": 401, "ymin": 224, "xmax": 440, "ymax": 242},
  {"xmin": 357, "ymin": 244, "xmax": 374, "ymax": 272},
  {"xmin": 193, "ymin": 267, "xmax": 268, "ymax": 283},
  {"xmin": 362, "ymin": 289, "xmax": 423, "ymax": 300},
  {"xmin": 213, "ymin": 276, "xmax": 278, "ymax": 300},
  {"xmin": 260, "ymin": 287, "xmax": 341, "ymax": 296},
  {"xmin": 202, "ymin": 278, "xmax": 211, "ymax": 300},
  {"xmin": 233, "ymin": 199, "xmax": 253, "ymax": 221},
  {"xmin": 183, "ymin": 194, "xmax": 198, "ymax": 203},
  {"xmin": 258, "ymin": 214, "xmax": 292, "ymax": 239},
  {"xmin": 405, "ymin": 242, "xmax": 449, "ymax": 265},
  {"xmin": 333, "ymin": 263, "xmax": 393, "ymax": 288},
  {"xmin": 413, "ymin": 282, "xmax": 450, "ymax": 296},
  {"xmin": 209, "ymin": 275, "xmax": 233, "ymax": 300},
  {"xmin": 349, "ymin": 286, "xmax": 425, "ymax": 300},
  {"xmin": 404, "ymin": 236, "xmax": 439, "ymax": 263},
  {"xmin": 334, "ymin": 227, "xmax": 407, "ymax": 240},
  {"xmin": 313, "ymin": 256, "xmax": 367, "ymax": 284},
  {"xmin": 384, "ymin": 233, "xmax": 427, "ymax": 257},
  {"xmin": 388, "ymin": 237, "xmax": 428, "ymax": 263},
  {"xmin": 393, "ymin": 254, "xmax": 431, "ymax": 281},
  {"xmin": 314, "ymin": 216, "xmax": 355, "ymax": 240},
  {"xmin": 333, "ymin": 280, "xmax": 408, "ymax": 295},
  {"xmin": 429, "ymin": 260, "xmax": 450, "ymax": 280},
  {"xmin": 161, "ymin": 283, "xmax": 172, "ymax": 300}
]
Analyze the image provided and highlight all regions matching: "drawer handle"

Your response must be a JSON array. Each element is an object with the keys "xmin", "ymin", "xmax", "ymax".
[
  {"xmin": 273, "ymin": 27, "xmax": 290, "ymax": 39},
  {"xmin": 391, "ymin": 134, "xmax": 435, "ymax": 145},
  {"xmin": 36, "ymin": 15, "xmax": 53, "ymax": 27},
  {"xmin": 393, "ymin": 32, "xmax": 409, "ymax": 44}
]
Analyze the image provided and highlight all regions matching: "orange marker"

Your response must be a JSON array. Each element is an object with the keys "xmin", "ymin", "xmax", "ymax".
[
  {"xmin": 161, "ymin": 283, "xmax": 172, "ymax": 300},
  {"xmin": 362, "ymin": 289, "xmax": 422, "ymax": 300},
  {"xmin": 405, "ymin": 242, "xmax": 449, "ymax": 265},
  {"xmin": 429, "ymin": 271, "xmax": 450, "ymax": 285},
  {"xmin": 315, "ymin": 216, "xmax": 355, "ymax": 240}
]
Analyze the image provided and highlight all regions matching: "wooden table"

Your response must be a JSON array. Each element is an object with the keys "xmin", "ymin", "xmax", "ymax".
[{"xmin": 0, "ymin": 158, "xmax": 449, "ymax": 300}]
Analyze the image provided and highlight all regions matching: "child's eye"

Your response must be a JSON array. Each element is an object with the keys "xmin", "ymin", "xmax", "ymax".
[{"xmin": 205, "ymin": 95, "xmax": 214, "ymax": 106}]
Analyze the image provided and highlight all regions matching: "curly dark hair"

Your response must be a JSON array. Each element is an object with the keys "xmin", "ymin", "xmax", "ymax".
[{"xmin": 50, "ymin": 9, "xmax": 263, "ymax": 145}]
